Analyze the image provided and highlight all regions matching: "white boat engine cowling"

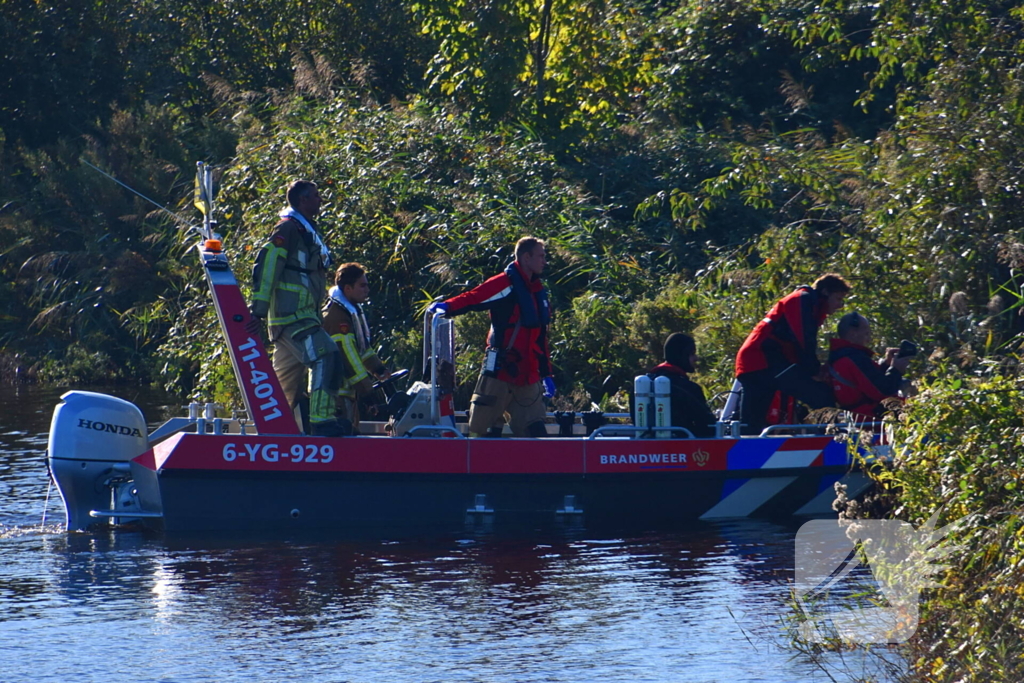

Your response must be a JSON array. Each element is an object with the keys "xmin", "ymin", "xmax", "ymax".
[{"xmin": 48, "ymin": 391, "xmax": 150, "ymax": 530}]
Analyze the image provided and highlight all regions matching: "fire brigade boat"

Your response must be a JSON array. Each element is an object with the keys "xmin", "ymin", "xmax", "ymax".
[{"xmin": 45, "ymin": 164, "xmax": 874, "ymax": 534}]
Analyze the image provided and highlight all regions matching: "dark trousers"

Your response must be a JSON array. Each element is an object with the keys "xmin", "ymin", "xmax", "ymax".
[{"xmin": 738, "ymin": 365, "xmax": 834, "ymax": 435}]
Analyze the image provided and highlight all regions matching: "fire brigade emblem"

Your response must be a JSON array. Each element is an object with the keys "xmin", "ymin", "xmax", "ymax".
[{"xmin": 692, "ymin": 448, "xmax": 710, "ymax": 467}]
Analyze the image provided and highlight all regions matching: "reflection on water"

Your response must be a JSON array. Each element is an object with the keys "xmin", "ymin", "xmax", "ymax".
[{"xmin": 0, "ymin": 385, "xmax": 901, "ymax": 682}]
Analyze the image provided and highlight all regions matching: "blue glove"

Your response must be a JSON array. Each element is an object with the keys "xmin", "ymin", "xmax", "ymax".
[
  {"xmin": 428, "ymin": 301, "xmax": 449, "ymax": 317},
  {"xmin": 543, "ymin": 376, "xmax": 556, "ymax": 398}
]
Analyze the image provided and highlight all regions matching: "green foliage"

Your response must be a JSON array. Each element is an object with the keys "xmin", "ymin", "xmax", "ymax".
[
  {"xmin": 642, "ymin": 0, "xmax": 1024, "ymax": 374},
  {"xmin": 0, "ymin": 0, "xmax": 431, "ymax": 146},
  {"xmin": 0, "ymin": 0, "xmax": 132, "ymax": 146},
  {"xmin": 36, "ymin": 343, "xmax": 120, "ymax": 385},
  {"xmin": 414, "ymin": 0, "xmax": 659, "ymax": 139},
  {"xmin": 0, "ymin": 103, "xmax": 214, "ymax": 380},
  {"xmin": 413, "ymin": 0, "xmax": 532, "ymax": 121},
  {"xmin": 877, "ymin": 375, "xmax": 1024, "ymax": 682}
]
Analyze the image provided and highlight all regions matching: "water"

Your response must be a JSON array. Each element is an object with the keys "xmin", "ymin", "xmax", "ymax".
[{"xmin": 0, "ymin": 385, "xmax": 900, "ymax": 682}]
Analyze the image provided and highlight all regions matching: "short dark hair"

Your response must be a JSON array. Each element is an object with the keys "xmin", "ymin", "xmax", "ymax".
[
  {"xmin": 335, "ymin": 262, "xmax": 366, "ymax": 289},
  {"xmin": 286, "ymin": 180, "xmax": 317, "ymax": 208},
  {"xmin": 515, "ymin": 236, "xmax": 545, "ymax": 261},
  {"xmin": 664, "ymin": 332, "xmax": 697, "ymax": 371},
  {"xmin": 813, "ymin": 273, "xmax": 852, "ymax": 295},
  {"xmin": 837, "ymin": 312, "xmax": 867, "ymax": 338}
]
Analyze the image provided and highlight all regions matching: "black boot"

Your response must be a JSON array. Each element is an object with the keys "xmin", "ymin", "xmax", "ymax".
[
  {"xmin": 311, "ymin": 418, "xmax": 352, "ymax": 437},
  {"xmin": 527, "ymin": 420, "xmax": 549, "ymax": 438}
]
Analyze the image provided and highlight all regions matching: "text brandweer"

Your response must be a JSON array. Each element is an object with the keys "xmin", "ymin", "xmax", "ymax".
[{"xmin": 599, "ymin": 453, "xmax": 687, "ymax": 465}]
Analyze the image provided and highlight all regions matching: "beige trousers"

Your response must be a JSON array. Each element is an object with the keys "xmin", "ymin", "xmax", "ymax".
[
  {"xmin": 468, "ymin": 374, "xmax": 546, "ymax": 436},
  {"xmin": 271, "ymin": 325, "xmax": 340, "ymax": 425}
]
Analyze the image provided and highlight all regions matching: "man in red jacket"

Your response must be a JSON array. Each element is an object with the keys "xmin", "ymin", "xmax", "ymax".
[
  {"xmin": 828, "ymin": 312, "xmax": 911, "ymax": 418},
  {"xmin": 734, "ymin": 274, "xmax": 851, "ymax": 434},
  {"xmin": 429, "ymin": 237, "xmax": 553, "ymax": 437}
]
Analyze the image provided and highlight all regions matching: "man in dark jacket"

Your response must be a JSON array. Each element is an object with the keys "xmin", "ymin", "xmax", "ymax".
[
  {"xmin": 828, "ymin": 312, "xmax": 911, "ymax": 418},
  {"xmin": 429, "ymin": 236, "xmax": 553, "ymax": 437},
  {"xmin": 648, "ymin": 333, "xmax": 717, "ymax": 438},
  {"xmin": 735, "ymin": 274, "xmax": 851, "ymax": 434}
]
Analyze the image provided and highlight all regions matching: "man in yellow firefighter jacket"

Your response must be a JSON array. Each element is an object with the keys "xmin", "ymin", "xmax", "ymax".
[
  {"xmin": 248, "ymin": 180, "xmax": 345, "ymax": 437},
  {"xmin": 322, "ymin": 262, "xmax": 391, "ymax": 434}
]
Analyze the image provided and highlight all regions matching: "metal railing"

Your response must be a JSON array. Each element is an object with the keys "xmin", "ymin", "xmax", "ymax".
[{"xmin": 588, "ymin": 425, "xmax": 696, "ymax": 440}]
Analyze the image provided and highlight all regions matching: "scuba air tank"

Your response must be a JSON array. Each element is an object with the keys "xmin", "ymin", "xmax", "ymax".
[
  {"xmin": 633, "ymin": 375, "xmax": 652, "ymax": 432},
  {"xmin": 654, "ymin": 375, "xmax": 672, "ymax": 438}
]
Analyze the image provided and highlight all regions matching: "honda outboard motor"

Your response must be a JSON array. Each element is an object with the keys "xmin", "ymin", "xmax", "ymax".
[{"xmin": 48, "ymin": 391, "xmax": 150, "ymax": 531}]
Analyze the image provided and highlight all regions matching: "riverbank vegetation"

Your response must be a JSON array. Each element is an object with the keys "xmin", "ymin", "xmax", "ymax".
[
  {"xmin": 881, "ymin": 375, "xmax": 1024, "ymax": 681},
  {"xmin": 3, "ymin": 1, "xmax": 1024, "ymax": 678}
]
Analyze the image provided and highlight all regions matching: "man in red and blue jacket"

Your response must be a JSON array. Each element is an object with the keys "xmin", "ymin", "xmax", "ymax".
[
  {"xmin": 828, "ymin": 312, "xmax": 911, "ymax": 418},
  {"xmin": 429, "ymin": 237, "xmax": 553, "ymax": 437},
  {"xmin": 734, "ymin": 274, "xmax": 851, "ymax": 434}
]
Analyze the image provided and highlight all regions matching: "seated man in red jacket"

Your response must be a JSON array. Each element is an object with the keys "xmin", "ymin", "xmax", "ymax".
[
  {"xmin": 828, "ymin": 312, "xmax": 911, "ymax": 418},
  {"xmin": 735, "ymin": 274, "xmax": 851, "ymax": 434},
  {"xmin": 429, "ymin": 236, "xmax": 553, "ymax": 437}
]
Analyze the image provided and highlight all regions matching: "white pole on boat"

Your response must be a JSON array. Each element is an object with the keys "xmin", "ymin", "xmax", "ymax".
[
  {"xmin": 430, "ymin": 309, "xmax": 441, "ymax": 425},
  {"xmin": 720, "ymin": 378, "xmax": 742, "ymax": 421},
  {"xmin": 195, "ymin": 161, "xmax": 216, "ymax": 241},
  {"xmin": 422, "ymin": 309, "xmax": 430, "ymax": 392}
]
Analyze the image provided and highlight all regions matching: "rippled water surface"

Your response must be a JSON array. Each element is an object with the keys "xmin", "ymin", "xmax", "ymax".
[{"xmin": 0, "ymin": 385, "xmax": 899, "ymax": 682}]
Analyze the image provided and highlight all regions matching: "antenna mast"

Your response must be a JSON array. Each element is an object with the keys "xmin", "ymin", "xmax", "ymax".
[{"xmin": 194, "ymin": 161, "xmax": 216, "ymax": 241}]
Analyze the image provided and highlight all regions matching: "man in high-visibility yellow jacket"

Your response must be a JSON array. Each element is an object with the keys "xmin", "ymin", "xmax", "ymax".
[
  {"xmin": 248, "ymin": 180, "xmax": 344, "ymax": 436},
  {"xmin": 322, "ymin": 262, "xmax": 391, "ymax": 434}
]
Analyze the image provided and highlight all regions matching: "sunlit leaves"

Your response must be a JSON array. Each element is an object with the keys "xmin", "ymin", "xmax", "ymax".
[{"xmin": 882, "ymin": 375, "xmax": 1024, "ymax": 681}]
